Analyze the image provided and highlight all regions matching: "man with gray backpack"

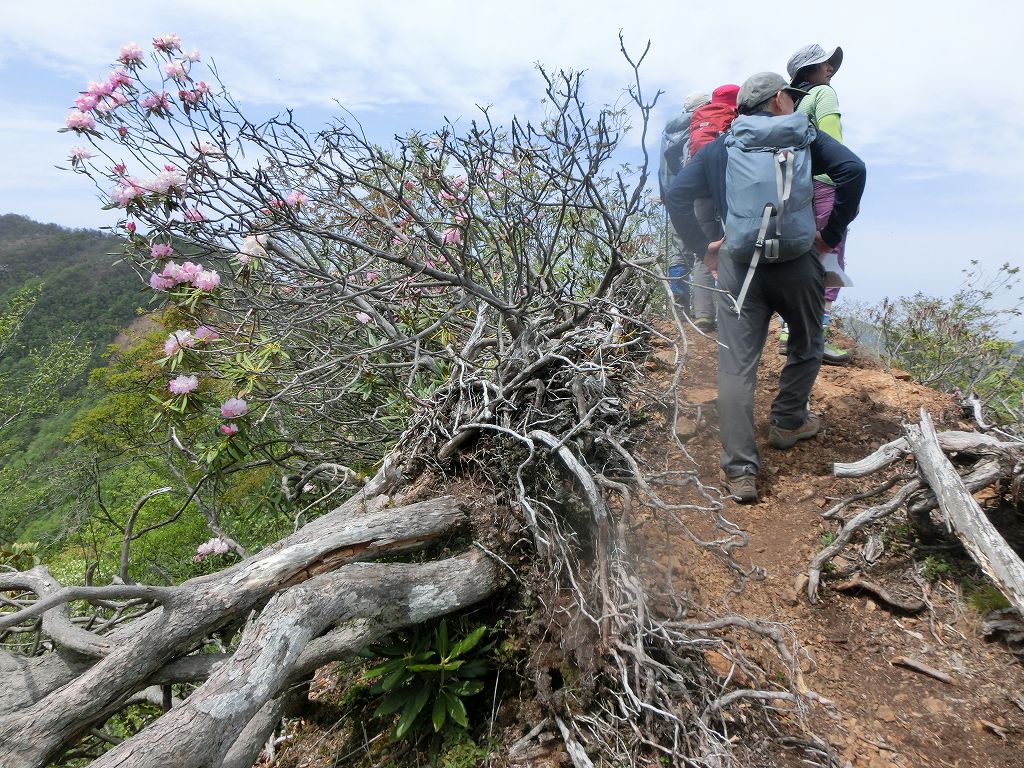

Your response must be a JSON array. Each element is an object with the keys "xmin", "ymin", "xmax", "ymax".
[{"xmin": 666, "ymin": 72, "xmax": 865, "ymax": 503}]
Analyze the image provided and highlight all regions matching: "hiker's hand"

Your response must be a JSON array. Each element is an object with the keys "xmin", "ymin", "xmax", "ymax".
[
  {"xmin": 814, "ymin": 231, "xmax": 830, "ymax": 254},
  {"xmin": 704, "ymin": 238, "xmax": 723, "ymax": 271}
]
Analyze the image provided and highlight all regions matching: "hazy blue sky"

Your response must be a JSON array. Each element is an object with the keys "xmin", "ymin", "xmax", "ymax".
[{"xmin": 1, "ymin": 0, "xmax": 1021, "ymax": 334}]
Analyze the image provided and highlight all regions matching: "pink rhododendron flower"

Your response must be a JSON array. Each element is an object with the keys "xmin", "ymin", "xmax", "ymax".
[
  {"xmin": 178, "ymin": 89, "xmax": 204, "ymax": 108},
  {"xmin": 141, "ymin": 91, "xmax": 171, "ymax": 115},
  {"xmin": 284, "ymin": 190, "xmax": 309, "ymax": 207},
  {"xmin": 153, "ymin": 34, "xmax": 182, "ymax": 52},
  {"xmin": 164, "ymin": 60, "xmax": 188, "ymax": 81},
  {"xmin": 70, "ymin": 147, "xmax": 93, "ymax": 161},
  {"xmin": 118, "ymin": 125, "xmax": 128, "ymax": 138},
  {"xmin": 365, "ymin": 271, "xmax": 378, "ymax": 281},
  {"xmin": 451, "ymin": 175, "xmax": 467, "ymax": 189},
  {"xmin": 194, "ymin": 325, "xmax": 220, "ymax": 342},
  {"xmin": 164, "ymin": 330, "xmax": 195, "ymax": 356},
  {"xmin": 193, "ymin": 269, "xmax": 220, "ymax": 291},
  {"xmin": 148, "ymin": 168, "xmax": 186, "ymax": 194},
  {"xmin": 455, "ymin": 211, "xmax": 468, "ymax": 225},
  {"xmin": 74, "ymin": 93, "xmax": 98, "ymax": 112},
  {"xmin": 220, "ymin": 398, "xmax": 248, "ymax": 419},
  {"xmin": 439, "ymin": 190, "xmax": 456, "ymax": 203},
  {"xmin": 94, "ymin": 92, "xmax": 129, "ymax": 114},
  {"xmin": 236, "ymin": 254, "xmax": 250, "ymax": 266},
  {"xmin": 125, "ymin": 221, "xmax": 136, "ymax": 234},
  {"xmin": 65, "ymin": 110, "xmax": 95, "ymax": 131},
  {"xmin": 118, "ymin": 43, "xmax": 144, "ymax": 65},
  {"xmin": 113, "ymin": 163, "xmax": 127, "ymax": 175},
  {"xmin": 186, "ymin": 49, "xmax": 201, "ymax": 62},
  {"xmin": 111, "ymin": 178, "xmax": 144, "ymax": 206},
  {"xmin": 168, "ymin": 374, "xmax": 198, "ymax": 394},
  {"xmin": 404, "ymin": 180, "xmax": 416, "ymax": 191},
  {"xmin": 151, "ymin": 243, "xmax": 173, "ymax": 259},
  {"xmin": 184, "ymin": 207, "xmax": 205, "ymax": 222},
  {"xmin": 355, "ymin": 311, "xmax": 372, "ymax": 324},
  {"xmin": 87, "ymin": 79, "xmax": 114, "ymax": 98},
  {"xmin": 107, "ymin": 68, "xmax": 132, "ymax": 89},
  {"xmin": 172, "ymin": 262, "xmax": 203, "ymax": 286},
  {"xmin": 219, "ymin": 422, "xmax": 239, "ymax": 436},
  {"xmin": 442, "ymin": 228, "xmax": 462, "ymax": 245},
  {"xmin": 149, "ymin": 273, "xmax": 175, "ymax": 291},
  {"xmin": 193, "ymin": 536, "xmax": 230, "ymax": 562}
]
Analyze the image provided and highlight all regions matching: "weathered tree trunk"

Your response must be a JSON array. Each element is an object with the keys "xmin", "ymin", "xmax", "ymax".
[
  {"xmin": 906, "ymin": 410, "xmax": 1024, "ymax": 615},
  {"xmin": 90, "ymin": 553, "xmax": 497, "ymax": 768},
  {"xmin": 0, "ymin": 493, "xmax": 498, "ymax": 768}
]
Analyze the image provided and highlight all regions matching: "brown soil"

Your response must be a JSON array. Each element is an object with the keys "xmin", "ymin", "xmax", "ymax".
[{"xmin": 637, "ymin": 321, "xmax": 1024, "ymax": 768}]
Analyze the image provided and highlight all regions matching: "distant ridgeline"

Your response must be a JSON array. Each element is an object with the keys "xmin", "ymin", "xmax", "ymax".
[
  {"xmin": 0, "ymin": 214, "xmax": 142, "ymax": 471},
  {"xmin": 0, "ymin": 213, "xmax": 141, "ymax": 368}
]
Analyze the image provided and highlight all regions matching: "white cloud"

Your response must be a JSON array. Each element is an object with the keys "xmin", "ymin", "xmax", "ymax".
[{"xmin": 2, "ymin": 0, "xmax": 1021, "ymax": 318}]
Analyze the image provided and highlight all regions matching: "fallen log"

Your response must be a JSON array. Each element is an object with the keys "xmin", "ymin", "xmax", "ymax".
[
  {"xmin": 0, "ymin": 494, "xmax": 496, "ymax": 768},
  {"xmin": 905, "ymin": 410, "xmax": 1024, "ymax": 616}
]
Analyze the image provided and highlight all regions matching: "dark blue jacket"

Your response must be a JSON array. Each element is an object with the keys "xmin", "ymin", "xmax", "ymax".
[{"xmin": 665, "ymin": 111, "xmax": 866, "ymax": 257}]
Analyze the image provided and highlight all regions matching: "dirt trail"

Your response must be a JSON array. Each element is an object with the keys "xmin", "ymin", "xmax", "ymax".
[{"xmin": 640, "ymin": 322, "xmax": 1024, "ymax": 767}]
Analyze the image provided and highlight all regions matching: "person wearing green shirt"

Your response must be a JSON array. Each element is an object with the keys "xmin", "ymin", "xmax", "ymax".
[{"xmin": 783, "ymin": 43, "xmax": 852, "ymax": 364}]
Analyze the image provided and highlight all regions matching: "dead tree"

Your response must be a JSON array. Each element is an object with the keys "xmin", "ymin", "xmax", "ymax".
[{"xmin": 808, "ymin": 409, "xmax": 1024, "ymax": 606}]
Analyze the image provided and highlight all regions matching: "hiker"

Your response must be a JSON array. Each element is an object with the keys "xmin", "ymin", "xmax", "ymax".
[
  {"xmin": 659, "ymin": 90, "xmax": 710, "ymax": 314},
  {"xmin": 687, "ymin": 83, "xmax": 740, "ymax": 332},
  {"xmin": 665, "ymin": 72, "xmax": 866, "ymax": 503},
  {"xmin": 781, "ymin": 43, "xmax": 852, "ymax": 364}
]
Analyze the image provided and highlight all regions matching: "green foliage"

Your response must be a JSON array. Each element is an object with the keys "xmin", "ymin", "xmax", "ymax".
[
  {"xmin": 920, "ymin": 554, "xmax": 952, "ymax": 583},
  {"xmin": 962, "ymin": 579, "xmax": 1012, "ymax": 614},
  {"xmin": 362, "ymin": 619, "xmax": 491, "ymax": 742},
  {"xmin": 819, "ymin": 531, "xmax": 835, "ymax": 547},
  {"xmin": 849, "ymin": 261, "xmax": 1024, "ymax": 430},
  {"xmin": 0, "ymin": 541, "xmax": 41, "ymax": 570},
  {"xmin": 436, "ymin": 728, "xmax": 490, "ymax": 768}
]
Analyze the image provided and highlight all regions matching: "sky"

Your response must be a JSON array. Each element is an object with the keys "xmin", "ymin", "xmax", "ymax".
[{"xmin": 1, "ymin": 0, "xmax": 1021, "ymax": 335}]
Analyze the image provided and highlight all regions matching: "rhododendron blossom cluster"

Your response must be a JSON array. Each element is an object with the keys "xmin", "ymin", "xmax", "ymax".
[
  {"xmin": 118, "ymin": 43, "xmax": 144, "ymax": 65},
  {"xmin": 193, "ymin": 536, "xmax": 229, "ymax": 562},
  {"xmin": 164, "ymin": 330, "xmax": 195, "ymax": 356},
  {"xmin": 220, "ymin": 398, "xmax": 248, "ymax": 419},
  {"xmin": 168, "ymin": 374, "xmax": 199, "ymax": 394},
  {"xmin": 150, "ymin": 261, "xmax": 220, "ymax": 292}
]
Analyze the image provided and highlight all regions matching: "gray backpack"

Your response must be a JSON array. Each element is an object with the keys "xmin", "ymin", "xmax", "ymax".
[{"xmin": 721, "ymin": 113, "xmax": 817, "ymax": 314}]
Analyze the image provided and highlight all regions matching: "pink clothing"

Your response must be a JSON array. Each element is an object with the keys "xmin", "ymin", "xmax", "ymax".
[{"xmin": 812, "ymin": 180, "xmax": 847, "ymax": 302}]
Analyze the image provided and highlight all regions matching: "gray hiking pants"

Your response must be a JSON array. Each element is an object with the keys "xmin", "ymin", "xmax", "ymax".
[{"xmin": 716, "ymin": 250, "xmax": 825, "ymax": 478}]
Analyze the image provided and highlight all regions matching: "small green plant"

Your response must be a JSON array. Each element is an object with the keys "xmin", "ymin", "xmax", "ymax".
[
  {"xmin": 0, "ymin": 541, "xmax": 41, "ymax": 571},
  {"xmin": 920, "ymin": 554, "xmax": 952, "ymax": 582},
  {"xmin": 362, "ymin": 618, "xmax": 490, "ymax": 741},
  {"xmin": 819, "ymin": 531, "xmax": 836, "ymax": 547},
  {"xmin": 962, "ymin": 579, "xmax": 1011, "ymax": 614}
]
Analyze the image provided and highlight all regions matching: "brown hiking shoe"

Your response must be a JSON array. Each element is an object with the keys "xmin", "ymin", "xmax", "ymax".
[
  {"xmin": 768, "ymin": 414, "xmax": 821, "ymax": 449},
  {"xmin": 721, "ymin": 471, "xmax": 758, "ymax": 503}
]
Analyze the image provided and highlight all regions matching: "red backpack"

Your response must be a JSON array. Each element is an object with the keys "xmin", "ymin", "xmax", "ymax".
[{"xmin": 687, "ymin": 102, "xmax": 737, "ymax": 161}]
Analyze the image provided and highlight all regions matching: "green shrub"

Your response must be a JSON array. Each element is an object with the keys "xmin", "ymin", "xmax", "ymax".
[{"xmin": 362, "ymin": 619, "xmax": 491, "ymax": 741}]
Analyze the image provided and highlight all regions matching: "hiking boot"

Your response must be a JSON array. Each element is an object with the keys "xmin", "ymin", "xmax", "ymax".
[
  {"xmin": 768, "ymin": 414, "xmax": 821, "ymax": 450},
  {"xmin": 777, "ymin": 330, "xmax": 788, "ymax": 356},
  {"xmin": 721, "ymin": 471, "xmax": 758, "ymax": 503},
  {"xmin": 695, "ymin": 317, "xmax": 716, "ymax": 333},
  {"xmin": 822, "ymin": 339, "xmax": 850, "ymax": 365}
]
